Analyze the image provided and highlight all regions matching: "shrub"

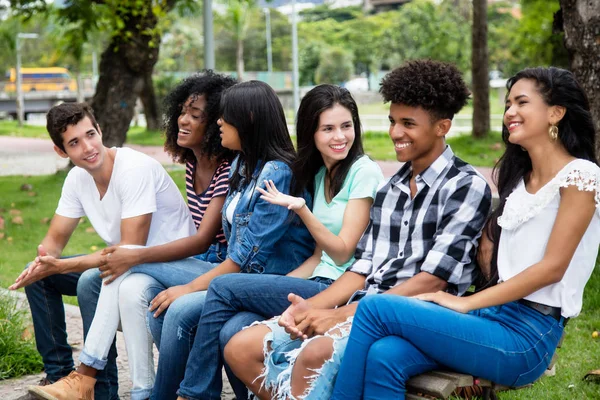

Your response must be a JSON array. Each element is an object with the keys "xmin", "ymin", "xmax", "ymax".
[{"xmin": 0, "ymin": 291, "xmax": 43, "ymax": 380}]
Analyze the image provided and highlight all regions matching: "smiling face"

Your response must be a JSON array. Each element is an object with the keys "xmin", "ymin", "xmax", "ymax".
[
  {"xmin": 217, "ymin": 117, "xmax": 242, "ymax": 151},
  {"xmin": 503, "ymin": 78, "xmax": 557, "ymax": 147},
  {"xmin": 388, "ymin": 103, "xmax": 448, "ymax": 174},
  {"xmin": 55, "ymin": 116, "xmax": 107, "ymax": 173},
  {"xmin": 177, "ymin": 94, "xmax": 208, "ymax": 151},
  {"xmin": 313, "ymin": 104, "xmax": 356, "ymax": 170}
]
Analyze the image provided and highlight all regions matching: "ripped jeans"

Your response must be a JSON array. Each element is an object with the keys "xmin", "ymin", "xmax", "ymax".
[{"xmin": 257, "ymin": 315, "xmax": 354, "ymax": 400}]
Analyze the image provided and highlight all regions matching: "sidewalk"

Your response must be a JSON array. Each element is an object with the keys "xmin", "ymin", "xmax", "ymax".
[
  {"xmin": 0, "ymin": 136, "xmax": 497, "ymax": 195},
  {"xmin": 0, "ymin": 289, "xmax": 235, "ymax": 400}
]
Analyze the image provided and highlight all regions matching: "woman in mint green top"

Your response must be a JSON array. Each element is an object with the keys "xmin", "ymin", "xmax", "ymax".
[{"xmin": 258, "ymin": 84, "xmax": 383, "ymax": 282}]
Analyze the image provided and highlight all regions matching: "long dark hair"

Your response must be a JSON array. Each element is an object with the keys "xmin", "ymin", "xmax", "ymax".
[
  {"xmin": 483, "ymin": 67, "xmax": 597, "ymax": 287},
  {"xmin": 220, "ymin": 81, "xmax": 296, "ymax": 190},
  {"xmin": 163, "ymin": 70, "xmax": 237, "ymax": 164},
  {"xmin": 293, "ymin": 84, "xmax": 365, "ymax": 198}
]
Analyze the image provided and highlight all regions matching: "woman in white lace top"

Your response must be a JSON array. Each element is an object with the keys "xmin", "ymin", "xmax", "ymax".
[{"xmin": 330, "ymin": 67, "xmax": 600, "ymax": 399}]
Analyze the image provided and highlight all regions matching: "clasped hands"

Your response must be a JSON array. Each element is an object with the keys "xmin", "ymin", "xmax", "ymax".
[{"xmin": 277, "ymin": 293, "xmax": 349, "ymax": 341}]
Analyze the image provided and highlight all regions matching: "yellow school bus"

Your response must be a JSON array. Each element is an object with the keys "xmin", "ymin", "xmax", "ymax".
[{"xmin": 3, "ymin": 67, "xmax": 77, "ymax": 92}]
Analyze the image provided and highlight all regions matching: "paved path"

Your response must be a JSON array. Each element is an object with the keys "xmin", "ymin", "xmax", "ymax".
[
  {"xmin": 0, "ymin": 289, "xmax": 235, "ymax": 400},
  {"xmin": 0, "ymin": 136, "xmax": 497, "ymax": 194}
]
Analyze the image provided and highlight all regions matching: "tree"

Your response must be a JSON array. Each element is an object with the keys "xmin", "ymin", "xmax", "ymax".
[
  {"xmin": 9, "ymin": 0, "xmax": 186, "ymax": 145},
  {"xmin": 472, "ymin": 0, "xmax": 490, "ymax": 138},
  {"xmin": 315, "ymin": 47, "xmax": 354, "ymax": 85},
  {"xmin": 559, "ymin": 0, "xmax": 600, "ymax": 156},
  {"xmin": 217, "ymin": 0, "xmax": 258, "ymax": 81}
]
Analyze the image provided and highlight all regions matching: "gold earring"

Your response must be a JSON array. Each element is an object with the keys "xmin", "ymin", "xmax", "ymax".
[{"xmin": 549, "ymin": 125, "xmax": 559, "ymax": 141}]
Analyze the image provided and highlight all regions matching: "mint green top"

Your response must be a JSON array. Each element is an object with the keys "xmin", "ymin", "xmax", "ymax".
[{"xmin": 310, "ymin": 155, "xmax": 384, "ymax": 281}]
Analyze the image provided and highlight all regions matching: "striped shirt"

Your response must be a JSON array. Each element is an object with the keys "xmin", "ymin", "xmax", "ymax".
[
  {"xmin": 185, "ymin": 158, "xmax": 230, "ymax": 244},
  {"xmin": 349, "ymin": 146, "xmax": 492, "ymax": 296}
]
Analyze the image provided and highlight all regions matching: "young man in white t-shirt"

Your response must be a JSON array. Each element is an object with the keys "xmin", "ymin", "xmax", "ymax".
[{"xmin": 9, "ymin": 103, "xmax": 195, "ymax": 400}]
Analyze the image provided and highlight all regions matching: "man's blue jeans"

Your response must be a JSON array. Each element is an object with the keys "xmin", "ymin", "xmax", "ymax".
[
  {"xmin": 331, "ymin": 295, "xmax": 565, "ymax": 400},
  {"xmin": 24, "ymin": 268, "xmax": 119, "ymax": 400},
  {"xmin": 176, "ymin": 273, "xmax": 333, "ymax": 400}
]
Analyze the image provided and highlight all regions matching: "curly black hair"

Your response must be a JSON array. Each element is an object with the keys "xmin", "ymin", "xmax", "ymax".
[
  {"xmin": 380, "ymin": 59, "xmax": 470, "ymax": 121},
  {"xmin": 163, "ymin": 70, "xmax": 237, "ymax": 164}
]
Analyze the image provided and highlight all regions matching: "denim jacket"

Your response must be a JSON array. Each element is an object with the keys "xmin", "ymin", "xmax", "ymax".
[{"xmin": 222, "ymin": 155, "xmax": 314, "ymax": 275}]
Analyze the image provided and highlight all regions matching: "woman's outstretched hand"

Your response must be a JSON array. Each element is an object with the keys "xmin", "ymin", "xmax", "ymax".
[{"xmin": 257, "ymin": 179, "xmax": 306, "ymax": 210}]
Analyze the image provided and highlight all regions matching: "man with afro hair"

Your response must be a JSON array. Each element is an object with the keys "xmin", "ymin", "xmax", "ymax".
[{"xmin": 225, "ymin": 59, "xmax": 492, "ymax": 400}]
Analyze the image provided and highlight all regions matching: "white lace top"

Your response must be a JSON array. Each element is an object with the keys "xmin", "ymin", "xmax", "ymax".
[{"xmin": 497, "ymin": 159, "xmax": 600, "ymax": 318}]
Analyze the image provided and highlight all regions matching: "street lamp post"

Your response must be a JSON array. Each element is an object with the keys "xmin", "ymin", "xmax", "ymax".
[
  {"xmin": 204, "ymin": 0, "xmax": 215, "ymax": 70},
  {"xmin": 15, "ymin": 32, "xmax": 39, "ymax": 126},
  {"xmin": 264, "ymin": 8, "xmax": 273, "ymax": 74},
  {"xmin": 291, "ymin": 0, "xmax": 299, "ymax": 115}
]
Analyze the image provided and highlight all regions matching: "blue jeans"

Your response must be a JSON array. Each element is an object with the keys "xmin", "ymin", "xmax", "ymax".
[
  {"xmin": 331, "ymin": 295, "xmax": 565, "ymax": 400},
  {"xmin": 24, "ymin": 266, "xmax": 119, "ymax": 400},
  {"xmin": 176, "ymin": 274, "xmax": 333, "ymax": 400}
]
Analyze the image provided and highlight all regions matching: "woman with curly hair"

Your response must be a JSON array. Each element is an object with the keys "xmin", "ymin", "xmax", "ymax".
[
  {"xmin": 28, "ymin": 71, "xmax": 239, "ymax": 400},
  {"xmin": 332, "ymin": 67, "xmax": 600, "ymax": 399}
]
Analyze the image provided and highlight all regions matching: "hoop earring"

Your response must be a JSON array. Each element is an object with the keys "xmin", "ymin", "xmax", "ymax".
[{"xmin": 549, "ymin": 125, "xmax": 559, "ymax": 141}]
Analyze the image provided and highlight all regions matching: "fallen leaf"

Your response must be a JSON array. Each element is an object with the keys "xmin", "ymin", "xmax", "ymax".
[
  {"xmin": 0, "ymin": 216, "xmax": 4, "ymax": 230},
  {"xmin": 90, "ymin": 245, "xmax": 98, "ymax": 251},
  {"xmin": 9, "ymin": 209, "xmax": 21, "ymax": 216},
  {"xmin": 79, "ymin": 217, "xmax": 86, "ymax": 225},
  {"xmin": 27, "ymin": 191, "xmax": 37, "ymax": 197},
  {"xmin": 7, "ymin": 236, "xmax": 13, "ymax": 242},
  {"xmin": 10, "ymin": 202, "xmax": 15, "ymax": 207},
  {"xmin": 11, "ymin": 216, "xmax": 24, "ymax": 225},
  {"xmin": 85, "ymin": 227, "xmax": 96, "ymax": 234},
  {"xmin": 490, "ymin": 143, "xmax": 503, "ymax": 151},
  {"xmin": 21, "ymin": 324, "xmax": 34, "ymax": 341},
  {"xmin": 20, "ymin": 183, "xmax": 33, "ymax": 191},
  {"xmin": 40, "ymin": 217, "xmax": 51, "ymax": 224},
  {"xmin": 0, "ymin": 232, "xmax": 5, "ymax": 240}
]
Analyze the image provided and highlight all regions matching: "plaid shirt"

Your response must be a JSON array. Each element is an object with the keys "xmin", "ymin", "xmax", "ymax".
[{"xmin": 349, "ymin": 146, "xmax": 492, "ymax": 296}]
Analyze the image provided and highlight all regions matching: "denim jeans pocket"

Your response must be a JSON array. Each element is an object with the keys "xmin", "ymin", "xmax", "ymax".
[{"xmin": 511, "ymin": 352, "xmax": 550, "ymax": 387}]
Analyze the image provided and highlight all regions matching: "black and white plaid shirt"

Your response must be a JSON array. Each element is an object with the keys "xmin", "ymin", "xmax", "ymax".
[{"xmin": 349, "ymin": 146, "xmax": 492, "ymax": 296}]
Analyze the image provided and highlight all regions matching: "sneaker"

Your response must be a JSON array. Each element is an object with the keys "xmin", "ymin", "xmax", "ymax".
[{"xmin": 27, "ymin": 371, "xmax": 96, "ymax": 400}]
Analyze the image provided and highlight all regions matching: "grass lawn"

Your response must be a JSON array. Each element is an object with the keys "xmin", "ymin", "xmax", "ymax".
[{"xmin": 0, "ymin": 167, "xmax": 599, "ymax": 397}]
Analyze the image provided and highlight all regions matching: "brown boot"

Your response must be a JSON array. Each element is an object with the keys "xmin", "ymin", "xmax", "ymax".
[{"xmin": 28, "ymin": 371, "xmax": 96, "ymax": 400}]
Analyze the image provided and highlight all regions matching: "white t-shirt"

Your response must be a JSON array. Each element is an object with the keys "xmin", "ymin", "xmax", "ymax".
[
  {"xmin": 497, "ymin": 159, "xmax": 600, "ymax": 318},
  {"xmin": 56, "ymin": 147, "xmax": 195, "ymax": 246}
]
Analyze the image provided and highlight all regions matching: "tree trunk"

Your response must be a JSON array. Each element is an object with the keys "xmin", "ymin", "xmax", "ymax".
[
  {"xmin": 236, "ymin": 37, "xmax": 244, "ymax": 81},
  {"xmin": 90, "ymin": 1, "xmax": 162, "ymax": 147},
  {"xmin": 139, "ymin": 70, "xmax": 161, "ymax": 131},
  {"xmin": 558, "ymin": 0, "xmax": 600, "ymax": 158},
  {"xmin": 471, "ymin": 0, "xmax": 490, "ymax": 139}
]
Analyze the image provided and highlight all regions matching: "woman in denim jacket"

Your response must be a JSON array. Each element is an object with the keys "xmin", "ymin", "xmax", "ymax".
[{"xmin": 141, "ymin": 80, "xmax": 314, "ymax": 400}]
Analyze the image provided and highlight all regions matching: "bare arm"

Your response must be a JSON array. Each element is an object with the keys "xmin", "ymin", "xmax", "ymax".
[
  {"xmin": 258, "ymin": 180, "xmax": 373, "ymax": 265},
  {"xmin": 55, "ymin": 213, "xmax": 152, "ymax": 278},
  {"xmin": 418, "ymin": 186, "xmax": 596, "ymax": 313},
  {"xmin": 286, "ymin": 246, "xmax": 322, "ymax": 279},
  {"xmin": 295, "ymin": 198, "xmax": 373, "ymax": 265},
  {"xmin": 9, "ymin": 214, "xmax": 80, "ymax": 289},
  {"xmin": 149, "ymin": 257, "xmax": 241, "ymax": 317},
  {"xmin": 101, "ymin": 196, "xmax": 226, "ymax": 268}
]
